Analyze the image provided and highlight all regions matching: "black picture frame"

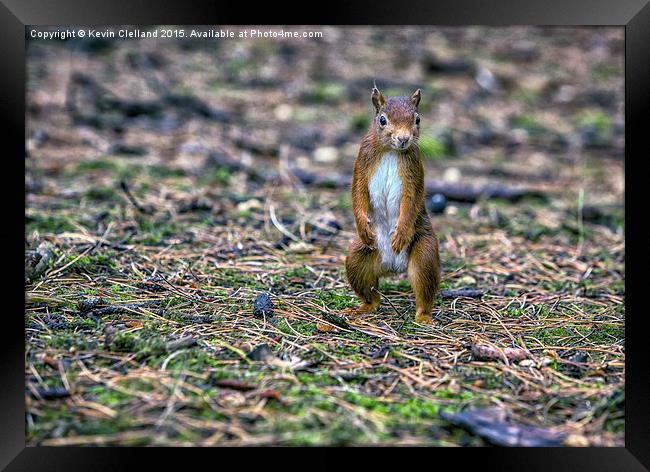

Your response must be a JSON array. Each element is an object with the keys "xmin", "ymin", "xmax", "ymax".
[{"xmin": 4, "ymin": 0, "xmax": 649, "ymax": 469}]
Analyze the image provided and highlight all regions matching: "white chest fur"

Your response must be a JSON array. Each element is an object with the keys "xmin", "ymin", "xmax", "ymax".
[{"xmin": 368, "ymin": 152, "xmax": 408, "ymax": 273}]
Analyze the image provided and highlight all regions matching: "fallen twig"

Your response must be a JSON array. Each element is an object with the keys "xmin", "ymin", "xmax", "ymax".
[
  {"xmin": 119, "ymin": 180, "xmax": 153, "ymax": 214},
  {"xmin": 440, "ymin": 289, "xmax": 484, "ymax": 299},
  {"xmin": 440, "ymin": 408, "xmax": 566, "ymax": 446}
]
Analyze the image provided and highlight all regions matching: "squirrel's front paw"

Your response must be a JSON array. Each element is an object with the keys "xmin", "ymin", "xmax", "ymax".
[
  {"xmin": 359, "ymin": 225, "xmax": 375, "ymax": 247},
  {"xmin": 390, "ymin": 231, "xmax": 408, "ymax": 253}
]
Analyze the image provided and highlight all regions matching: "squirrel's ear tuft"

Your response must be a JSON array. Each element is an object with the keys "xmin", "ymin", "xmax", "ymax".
[
  {"xmin": 371, "ymin": 86, "xmax": 385, "ymax": 113},
  {"xmin": 411, "ymin": 89, "xmax": 421, "ymax": 108}
]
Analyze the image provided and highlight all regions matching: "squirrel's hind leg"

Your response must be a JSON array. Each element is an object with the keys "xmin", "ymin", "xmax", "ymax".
[
  {"xmin": 407, "ymin": 230, "xmax": 441, "ymax": 324},
  {"xmin": 345, "ymin": 239, "xmax": 381, "ymax": 316}
]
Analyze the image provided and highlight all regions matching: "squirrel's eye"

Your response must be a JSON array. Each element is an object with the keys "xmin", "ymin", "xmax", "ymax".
[
  {"xmin": 379, "ymin": 115, "xmax": 387, "ymax": 126},
  {"xmin": 415, "ymin": 115, "xmax": 420, "ymax": 125}
]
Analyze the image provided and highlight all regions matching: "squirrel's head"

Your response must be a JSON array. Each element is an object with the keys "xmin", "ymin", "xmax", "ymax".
[{"xmin": 371, "ymin": 86, "xmax": 421, "ymax": 152}]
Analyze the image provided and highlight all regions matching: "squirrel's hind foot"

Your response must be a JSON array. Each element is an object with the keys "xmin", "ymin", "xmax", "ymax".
[
  {"xmin": 343, "ymin": 302, "xmax": 379, "ymax": 317},
  {"xmin": 415, "ymin": 311, "xmax": 434, "ymax": 324}
]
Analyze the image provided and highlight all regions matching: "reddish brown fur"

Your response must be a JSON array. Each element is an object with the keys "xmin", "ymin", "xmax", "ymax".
[{"xmin": 345, "ymin": 87, "xmax": 441, "ymax": 323}]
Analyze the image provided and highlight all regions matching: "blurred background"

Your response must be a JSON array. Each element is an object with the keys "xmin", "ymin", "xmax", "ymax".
[{"xmin": 26, "ymin": 26, "xmax": 623, "ymax": 215}]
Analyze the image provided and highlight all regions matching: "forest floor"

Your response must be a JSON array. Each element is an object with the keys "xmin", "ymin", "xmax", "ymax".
[{"xmin": 25, "ymin": 26, "xmax": 624, "ymax": 446}]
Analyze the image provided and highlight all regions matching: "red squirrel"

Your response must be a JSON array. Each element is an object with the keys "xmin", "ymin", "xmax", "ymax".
[{"xmin": 345, "ymin": 86, "xmax": 441, "ymax": 324}]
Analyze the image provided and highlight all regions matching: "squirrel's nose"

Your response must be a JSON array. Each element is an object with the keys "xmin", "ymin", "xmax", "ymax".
[{"xmin": 396, "ymin": 136, "xmax": 410, "ymax": 146}]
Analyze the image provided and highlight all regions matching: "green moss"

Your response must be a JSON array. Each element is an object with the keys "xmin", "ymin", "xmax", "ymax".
[
  {"xmin": 337, "ymin": 192, "xmax": 352, "ymax": 212},
  {"xmin": 539, "ymin": 278, "xmax": 577, "ymax": 293},
  {"xmin": 215, "ymin": 268, "xmax": 261, "ymax": 288},
  {"xmin": 26, "ymin": 213, "xmax": 78, "ymax": 234},
  {"xmin": 282, "ymin": 422, "xmax": 366, "ymax": 446},
  {"xmin": 599, "ymin": 390, "xmax": 624, "ymax": 433},
  {"xmin": 379, "ymin": 278, "xmax": 411, "ymax": 292},
  {"xmin": 507, "ymin": 219, "xmax": 557, "ymax": 242},
  {"xmin": 423, "ymin": 80, "xmax": 445, "ymax": 103},
  {"xmin": 314, "ymin": 289, "xmax": 357, "ymax": 311},
  {"xmin": 226, "ymin": 57, "xmax": 249, "ymax": 75},
  {"xmin": 309, "ymin": 83, "xmax": 347, "ymax": 103},
  {"xmin": 343, "ymin": 391, "xmax": 391, "ymax": 414},
  {"xmin": 185, "ymin": 351, "xmax": 221, "ymax": 370},
  {"xmin": 297, "ymin": 371, "xmax": 338, "ymax": 386},
  {"xmin": 582, "ymin": 324, "xmax": 624, "ymax": 345},
  {"xmin": 592, "ymin": 62, "xmax": 622, "ymax": 79},
  {"xmin": 85, "ymin": 186, "xmax": 118, "ymax": 201},
  {"xmin": 49, "ymin": 332, "xmax": 100, "ymax": 351},
  {"xmin": 343, "ymin": 392, "xmax": 458, "ymax": 420},
  {"xmin": 511, "ymin": 114, "xmax": 546, "ymax": 136},
  {"xmin": 328, "ymin": 343, "xmax": 365, "ymax": 362},
  {"xmin": 502, "ymin": 307, "xmax": 527, "ymax": 318},
  {"xmin": 86, "ymin": 385, "xmax": 132, "ymax": 407},
  {"xmin": 199, "ymin": 167, "xmax": 231, "ymax": 186},
  {"xmin": 74, "ymin": 159, "xmax": 143, "ymax": 180},
  {"xmin": 529, "ymin": 326, "xmax": 574, "ymax": 346},
  {"xmin": 136, "ymin": 218, "xmax": 183, "ymax": 245},
  {"xmin": 393, "ymin": 398, "xmax": 441, "ymax": 418},
  {"xmin": 148, "ymin": 165, "xmax": 187, "ymax": 179},
  {"xmin": 513, "ymin": 87, "xmax": 541, "ymax": 105},
  {"xmin": 453, "ymin": 366, "xmax": 502, "ymax": 390},
  {"xmin": 606, "ymin": 279, "xmax": 625, "ymax": 295},
  {"xmin": 349, "ymin": 113, "xmax": 370, "ymax": 132},
  {"xmin": 576, "ymin": 109, "xmax": 613, "ymax": 145},
  {"xmin": 109, "ymin": 332, "xmax": 139, "ymax": 352},
  {"xmin": 76, "ymin": 159, "xmax": 121, "ymax": 173},
  {"xmin": 66, "ymin": 251, "xmax": 118, "ymax": 273},
  {"xmin": 433, "ymin": 389, "xmax": 475, "ymax": 401},
  {"xmin": 275, "ymin": 318, "xmax": 315, "ymax": 336},
  {"xmin": 108, "ymin": 331, "xmax": 167, "ymax": 361}
]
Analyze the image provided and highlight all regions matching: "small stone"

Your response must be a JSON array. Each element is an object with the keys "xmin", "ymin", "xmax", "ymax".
[
  {"xmin": 540, "ymin": 357, "xmax": 554, "ymax": 367},
  {"xmin": 27, "ymin": 129, "xmax": 49, "ymax": 150},
  {"xmin": 313, "ymin": 146, "xmax": 339, "ymax": 163},
  {"xmin": 564, "ymin": 434, "xmax": 590, "ymax": 447},
  {"xmin": 287, "ymin": 241, "xmax": 315, "ymax": 254},
  {"xmin": 253, "ymin": 293, "xmax": 274, "ymax": 318},
  {"xmin": 180, "ymin": 141, "xmax": 206, "ymax": 155},
  {"xmin": 295, "ymin": 156, "xmax": 311, "ymax": 168},
  {"xmin": 247, "ymin": 343, "xmax": 275, "ymax": 361},
  {"xmin": 475, "ymin": 66, "xmax": 497, "ymax": 92},
  {"xmin": 510, "ymin": 128, "xmax": 530, "ymax": 144},
  {"xmin": 555, "ymin": 85, "xmax": 576, "ymax": 103},
  {"xmin": 274, "ymin": 104, "xmax": 293, "ymax": 121},
  {"xmin": 236, "ymin": 199, "xmax": 262, "ymax": 213},
  {"xmin": 518, "ymin": 359, "xmax": 536, "ymax": 367},
  {"xmin": 459, "ymin": 275, "xmax": 477, "ymax": 286},
  {"xmin": 443, "ymin": 167, "xmax": 461, "ymax": 182},
  {"xmin": 430, "ymin": 193, "xmax": 447, "ymax": 214}
]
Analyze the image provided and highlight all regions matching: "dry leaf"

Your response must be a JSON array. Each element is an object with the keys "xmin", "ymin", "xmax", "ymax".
[{"xmin": 471, "ymin": 344, "xmax": 530, "ymax": 362}]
